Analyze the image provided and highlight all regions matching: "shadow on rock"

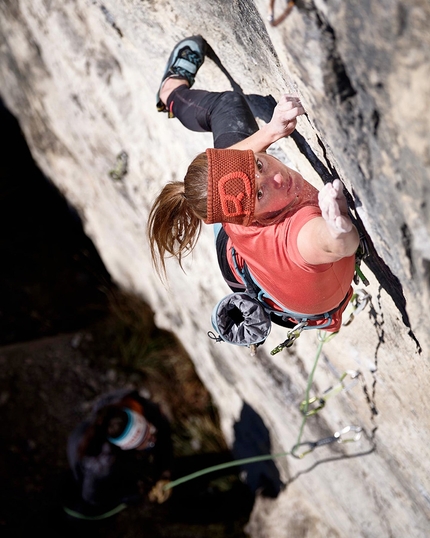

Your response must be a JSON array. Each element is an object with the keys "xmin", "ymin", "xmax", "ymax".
[{"xmin": 233, "ymin": 402, "xmax": 285, "ymax": 498}]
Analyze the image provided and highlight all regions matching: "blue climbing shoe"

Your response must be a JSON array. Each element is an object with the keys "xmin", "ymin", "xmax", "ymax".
[{"xmin": 156, "ymin": 35, "xmax": 207, "ymax": 115}]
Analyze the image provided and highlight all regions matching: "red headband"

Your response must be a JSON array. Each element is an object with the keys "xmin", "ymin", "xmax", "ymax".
[{"xmin": 205, "ymin": 148, "xmax": 256, "ymax": 226}]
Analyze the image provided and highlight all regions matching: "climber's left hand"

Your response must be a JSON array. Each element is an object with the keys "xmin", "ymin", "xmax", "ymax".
[{"xmin": 318, "ymin": 179, "xmax": 353, "ymax": 235}]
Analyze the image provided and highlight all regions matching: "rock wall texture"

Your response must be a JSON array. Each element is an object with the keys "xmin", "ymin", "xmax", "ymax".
[{"xmin": 1, "ymin": 1, "xmax": 429, "ymax": 536}]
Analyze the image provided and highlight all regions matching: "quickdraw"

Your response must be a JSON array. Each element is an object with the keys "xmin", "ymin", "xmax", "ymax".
[
  {"xmin": 291, "ymin": 426, "xmax": 363, "ymax": 459},
  {"xmin": 299, "ymin": 370, "xmax": 361, "ymax": 416},
  {"xmin": 163, "ymin": 425, "xmax": 364, "ymax": 490},
  {"xmin": 270, "ymin": 321, "xmax": 308, "ymax": 355},
  {"xmin": 342, "ymin": 289, "xmax": 371, "ymax": 326}
]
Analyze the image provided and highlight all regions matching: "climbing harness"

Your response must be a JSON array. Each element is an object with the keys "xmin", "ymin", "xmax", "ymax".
[
  {"xmin": 209, "ymin": 247, "xmax": 351, "ymax": 352},
  {"xmin": 232, "ymin": 248, "xmax": 348, "ymax": 332},
  {"xmin": 299, "ymin": 370, "xmax": 360, "ymax": 416},
  {"xmin": 291, "ymin": 426, "xmax": 363, "ymax": 459}
]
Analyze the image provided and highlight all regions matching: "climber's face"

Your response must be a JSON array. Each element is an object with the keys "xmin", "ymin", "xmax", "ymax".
[{"xmin": 254, "ymin": 153, "xmax": 305, "ymax": 218}]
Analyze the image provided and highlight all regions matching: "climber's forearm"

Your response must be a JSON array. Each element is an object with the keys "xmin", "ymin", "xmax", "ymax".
[
  {"xmin": 229, "ymin": 123, "xmax": 280, "ymax": 152},
  {"xmin": 229, "ymin": 94, "xmax": 305, "ymax": 152},
  {"xmin": 297, "ymin": 216, "xmax": 359, "ymax": 265}
]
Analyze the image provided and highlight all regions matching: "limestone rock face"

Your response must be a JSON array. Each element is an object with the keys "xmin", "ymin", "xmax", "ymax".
[{"xmin": 1, "ymin": 1, "xmax": 429, "ymax": 536}]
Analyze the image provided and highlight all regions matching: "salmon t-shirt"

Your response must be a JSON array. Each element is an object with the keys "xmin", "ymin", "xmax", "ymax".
[{"xmin": 224, "ymin": 202, "xmax": 355, "ymax": 332}]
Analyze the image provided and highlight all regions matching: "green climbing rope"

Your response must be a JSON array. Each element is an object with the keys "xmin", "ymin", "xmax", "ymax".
[
  {"xmin": 164, "ymin": 330, "xmax": 341, "ymax": 491},
  {"xmin": 293, "ymin": 331, "xmax": 338, "ymax": 450},
  {"xmin": 63, "ymin": 502, "xmax": 128, "ymax": 520}
]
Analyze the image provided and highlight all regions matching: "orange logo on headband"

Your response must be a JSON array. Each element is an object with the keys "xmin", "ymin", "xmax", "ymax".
[
  {"xmin": 205, "ymin": 148, "xmax": 255, "ymax": 226},
  {"xmin": 218, "ymin": 172, "xmax": 253, "ymax": 218}
]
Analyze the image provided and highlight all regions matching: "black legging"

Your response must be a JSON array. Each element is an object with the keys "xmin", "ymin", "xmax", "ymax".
[{"xmin": 166, "ymin": 86, "xmax": 259, "ymax": 149}]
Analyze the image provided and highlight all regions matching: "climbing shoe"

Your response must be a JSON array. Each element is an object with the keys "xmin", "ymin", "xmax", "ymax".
[{"xmin": 156, "ymin": 35, "xmax": 208, "ymax": 115}]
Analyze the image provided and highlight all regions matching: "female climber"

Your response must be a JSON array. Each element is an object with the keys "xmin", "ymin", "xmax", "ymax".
[{"xmin": 148, "ymin": 35, "xmax": 360, "ymax": 333}]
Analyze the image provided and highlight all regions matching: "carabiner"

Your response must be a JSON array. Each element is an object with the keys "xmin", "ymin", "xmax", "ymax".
[
  {"xmin": 291, "ymin": 441, "xmax": 317, "ymax": 459},
  {"xmin": 291, "ymin": 433, "xmax": 340, "ymax": 459},
  {"xmin": 299, "ymin": 370, "xmax": 360, "ymax": 416},
  {"xmin": 299, "ymin": 396, "xmax": 325, "ymax": 416},
  {"xmin": 334, "ymin": 425, "xmax": 362, "ymax": 443},
  {"xmin": 343, "ymin": 289, "xmax": 371, "ymax": 326},
  {"xmin": 270, "ymin": 321, "xmax": 307, "ymax": 355},
  {"xmin": 320, "ymin": 370, "xmax": 361, "ymax": 399}
]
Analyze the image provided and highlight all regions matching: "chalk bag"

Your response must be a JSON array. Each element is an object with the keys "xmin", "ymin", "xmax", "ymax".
[{"xmin": 211, "ymin": 293, "xmax": 272, "ymax": 346}]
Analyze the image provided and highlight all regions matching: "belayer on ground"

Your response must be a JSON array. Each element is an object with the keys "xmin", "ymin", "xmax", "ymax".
[
  {"xmin": 62, "ymin": 389, "xmax": 173, "ymax": 519},
  {"xmin": 60, "ymin": 388, "xmax": 255, "ymax": 527}
]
